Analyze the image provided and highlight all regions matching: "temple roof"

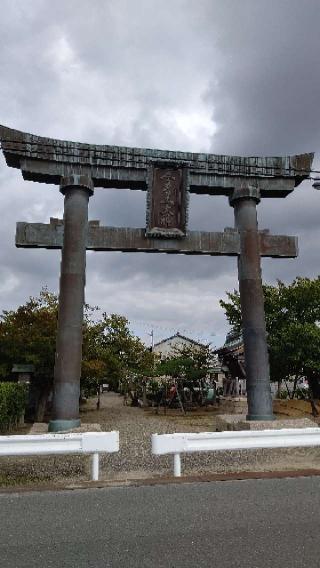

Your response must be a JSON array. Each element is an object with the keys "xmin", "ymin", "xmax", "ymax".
[{"xmin": 153, "ymin": 332, "xmax": 205, "ymax": 349}]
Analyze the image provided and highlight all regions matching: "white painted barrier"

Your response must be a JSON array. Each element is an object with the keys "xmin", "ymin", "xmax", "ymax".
[
  {"xmin": 152, "ymin": 428, "xmax": 320, "ymax": 477},
  {"xmin": 0, "ymin": 431, "xmax": 119, "ymax": 481}
]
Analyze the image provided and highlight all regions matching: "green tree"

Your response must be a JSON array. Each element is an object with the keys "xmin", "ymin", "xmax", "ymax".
[
  {"xmin": 0, "ymin": 289, "xmax": 58, "ymax": 419},
  {"xmin": 156, "ymin": 343, "xmax": 213, "ymax": 384},
  {"xmin": 0, "ymin": 291, "xmax": 155, "ymax": 418},
  {"xmin": 220, "ymin": 277, "xmax": 320, "ymax": 409},
  {"xmin": 82, "ymin": 313, "xmax": 155, "ymax": 395},
  {"xmin": 153, "ymin": 343, "xmax": 214, "ymax": 409}
]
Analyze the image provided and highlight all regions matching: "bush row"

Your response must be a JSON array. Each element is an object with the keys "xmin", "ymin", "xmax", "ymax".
[{"xmin": 0, "ymin": 382, "xmax": 27, "ymax": 433}]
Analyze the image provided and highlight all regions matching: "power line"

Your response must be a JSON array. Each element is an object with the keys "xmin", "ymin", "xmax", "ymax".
[{"xmin": 129, "ymin": 318, "xmax": 216, "ymax": 340}]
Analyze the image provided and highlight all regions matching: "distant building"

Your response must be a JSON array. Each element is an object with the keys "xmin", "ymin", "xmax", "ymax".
[
  {"xmin": 153, "ymin": 332, "xmax": 205, "ymax": 360},
  {"xmin": 153, "ymin": 332, "xmax": 226, "ymax": 387},
  {"xmin": 215, "ymin": 330, "xmax": 246, "ymax": 381},
  {"xmin": 209, "ymin": 360, "xmax": 226, "ymax": 387},
  {"xmin": 11, "ymin": 364, "xmax": 35, "ymax": 384}
]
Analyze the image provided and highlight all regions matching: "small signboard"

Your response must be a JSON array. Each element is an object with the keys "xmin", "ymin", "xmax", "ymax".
[{"xmin": 146, "ymin": 162, "xmax": 189, "ymax": 238}]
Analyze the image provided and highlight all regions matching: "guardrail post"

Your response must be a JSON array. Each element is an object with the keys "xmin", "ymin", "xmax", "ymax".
[
  {"xmin": 174, "ymin": 453, "xmax": 181, "ymax": 477},
  {"xmin": 91, "ymin": 452, "xmax": 99, "ymax": 481}
]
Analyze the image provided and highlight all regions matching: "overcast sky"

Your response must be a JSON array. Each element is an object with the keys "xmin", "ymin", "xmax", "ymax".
[{"xmin": 0, "ymin": 0, "xmax": 320, "ymax": 348}]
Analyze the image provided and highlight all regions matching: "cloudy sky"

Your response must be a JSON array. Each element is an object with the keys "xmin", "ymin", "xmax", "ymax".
[{"xmin": 0, "ymin": 0, "xmax": 320, "ymax": 348}]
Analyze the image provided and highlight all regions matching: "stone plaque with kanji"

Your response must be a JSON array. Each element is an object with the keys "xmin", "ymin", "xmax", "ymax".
[{"xmin": 146, "ymin": 163, "xmax": 188, "ymax": 238}]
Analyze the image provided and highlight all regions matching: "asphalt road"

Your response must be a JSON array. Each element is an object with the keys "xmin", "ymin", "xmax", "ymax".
[{"xmin": 0, "ymin": 477, "xmax": 319, "ymax": 568}]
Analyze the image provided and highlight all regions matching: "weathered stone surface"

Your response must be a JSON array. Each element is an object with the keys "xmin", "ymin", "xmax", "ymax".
[
  {"xmin": 146, "ymin": 163, "xmax": 189, "ymax": 238},
  {"xmin": 16, "ymin": 220, "xmax": 298, "ymax": 257},
  {"xmin": 0, "ymin": 125, "xmax": 313, "ymax": 195},
  {"xmin": 215, "ymin": 415, "xmax": 316, "ymax": 432},
  {"xmin": 236, "ymin": 418, "xmax": 317, "ymax": 430},
  {"xmin": 215, "ymin": 415, "xmax": 250, "ymax": 431},
  {"xmin": 59, "ymin": 423, "xmax": 102, "ymax": 434},
  {"xmin": 28, "ymin": 422, "xmax": 102, "ymax": 434},
  {"xmin": 215, "ymin": 399, "xmax": 248, "ymax": 415},
  {"xmin": 29, "ymin": 422, "xmax": 49, "ymax": 434}
]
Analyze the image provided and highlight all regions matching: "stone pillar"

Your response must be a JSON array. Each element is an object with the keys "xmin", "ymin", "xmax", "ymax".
[
  {"xmin": 229, "ymin": 186, "xmax": 274, "ymax": 421},
  {"xmin": 48, "ymin": 175, "xmax": 94, "ymax": 432}
]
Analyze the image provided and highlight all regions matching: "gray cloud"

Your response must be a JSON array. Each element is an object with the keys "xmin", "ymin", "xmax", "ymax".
[
  {"xmin": 0, "ymin": 0, "xmax": 319, "ymax": 348},
  {"xmin": 208, "ymin": 0, "xmax": 320, "ymax": 155}
]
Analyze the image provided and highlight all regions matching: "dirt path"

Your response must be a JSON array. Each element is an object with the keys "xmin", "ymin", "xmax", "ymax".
[{"xmin": 80, "ymin": 392, "xmax": 221, "ymax": 480}]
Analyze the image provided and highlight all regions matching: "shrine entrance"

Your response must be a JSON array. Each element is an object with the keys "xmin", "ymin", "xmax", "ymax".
[{"xmin": 0, "ymin": 125, "xmax": 313, "ymax": 431}]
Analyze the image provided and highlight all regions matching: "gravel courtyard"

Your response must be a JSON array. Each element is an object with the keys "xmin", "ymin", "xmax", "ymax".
[{"xmin": 1, "ymin": 392, "xmax": 320, "ymax": 487}]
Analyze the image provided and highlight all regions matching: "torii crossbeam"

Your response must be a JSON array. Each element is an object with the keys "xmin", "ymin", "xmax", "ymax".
[
  {"xmin": 0, "ymin": 125, "xmax": 313, "ymax": 431},
  {"xmin": 16, "ymin": 220, "xmax": 297, "ymax": 258}
]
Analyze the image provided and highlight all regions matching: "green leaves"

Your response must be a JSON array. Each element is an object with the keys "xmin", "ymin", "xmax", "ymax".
[
  {"xmin": 81, "ymin": 313, "xmax": 155, "ymax": 393},
  {"xmin": 0, "ymin": 290, "xmax": 155, "ymax": 395},
  {"xmin": 220, "ymin": 277, "xmax": 320, "ymax": 384},
  {"xmin": 0, "ymin": 289, "xmax": 58, "ymax": 383},
  {"xmin": 0, "ymin": 383, "xmax": 27, "ymax": 432},
  {"xmin": 155, "ymin": 343, "xmax": 213, "ymax": 384}
]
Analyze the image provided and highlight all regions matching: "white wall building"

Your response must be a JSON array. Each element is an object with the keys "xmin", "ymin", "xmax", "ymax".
[{"xmin": 153, "ymin": 332, "xmax": 204, "ymax": 360}]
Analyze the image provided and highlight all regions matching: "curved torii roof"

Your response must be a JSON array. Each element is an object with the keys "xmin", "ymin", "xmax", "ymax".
[{"xmin": 0, "ymin": 125, "xmax": 314, "ymax": 196}]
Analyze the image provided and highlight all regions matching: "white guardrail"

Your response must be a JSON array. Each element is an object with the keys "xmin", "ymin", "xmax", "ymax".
[
  {"xmin": 0, "ymin": 431, "xmax": 119, "ymax": 481},
  {"xmin": 152, "ymin": 428, "xmax": 320, "ymax": 477}
]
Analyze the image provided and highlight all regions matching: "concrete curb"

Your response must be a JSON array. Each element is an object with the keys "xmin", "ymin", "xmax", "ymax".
[{"xmin": 1, "ymin": 468, "xmax": 320, "ymax": 494}]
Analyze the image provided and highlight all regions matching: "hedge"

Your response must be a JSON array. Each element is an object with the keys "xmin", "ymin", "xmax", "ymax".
[{"xmin": 0, "ymin": 382, "xmax": 28, "ymax": 433}]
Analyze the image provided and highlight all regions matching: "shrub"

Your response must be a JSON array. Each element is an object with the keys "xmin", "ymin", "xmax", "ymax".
[
  {"xmin": 295, "ymin": 387, "xmax": 309, "ymax": 400},
  {"xmin": 0, "ymin": 382, "xmax": 27, "ymax": 432},
  {"xmin": 279, "ymin": 389, "xmax": 289, "ymax": 400}
]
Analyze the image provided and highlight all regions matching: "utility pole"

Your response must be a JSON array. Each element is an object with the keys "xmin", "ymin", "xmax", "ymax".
[
  {"xmin": 143, "ymin": 329, "xmax": 154, "ymax": 408},
  {"xmin": 149, "ymin": 329, "xmax": 154, "ymax": 351}
]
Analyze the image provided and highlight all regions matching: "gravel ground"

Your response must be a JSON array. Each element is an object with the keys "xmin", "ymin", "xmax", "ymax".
[{"xmin": 1, "ymin": 392, "xmax": 320, "ymax": 486}]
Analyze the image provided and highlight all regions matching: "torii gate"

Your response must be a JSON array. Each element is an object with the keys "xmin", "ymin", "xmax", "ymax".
[{"xmin": 0, "ymin": 125, "xmax": 313, "ymax": 431}]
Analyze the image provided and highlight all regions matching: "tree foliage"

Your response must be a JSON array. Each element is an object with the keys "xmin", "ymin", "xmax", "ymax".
[
  {"xmin": 0, "ymin": 289, "xmax": 58, "ymax": 385},
  {"xmin": 220, "ymin": 277, "xmax": 320, "ymax": 394},
  {"xmin": 82, "ymin": 313, "xmax": 155, "ymax": 394},
  {"xmin": 0, "ymin": 289, "xmax": 155, "ymax": 400},
  {"xmin": 155, "ymin": 343, "xmax": 214, "ymax": 385},
  {"xmin": 0, "ymin": 382, "xmax": 27, "ymax": 432}
]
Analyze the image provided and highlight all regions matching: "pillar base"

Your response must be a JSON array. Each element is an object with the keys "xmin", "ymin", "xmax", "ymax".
[
  {"xmin": 48, "ymin": 419, "xmax": 81, "ymax": 432},
  {"xmin": 246, "ymin": 414, "xmax": 275, "ymax": 421}
]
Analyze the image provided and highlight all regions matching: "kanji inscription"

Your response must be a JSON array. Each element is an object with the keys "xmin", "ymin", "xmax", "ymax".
[{"xmin": 146, "ymin": 163, "xmax": 188, "ymax": 238}]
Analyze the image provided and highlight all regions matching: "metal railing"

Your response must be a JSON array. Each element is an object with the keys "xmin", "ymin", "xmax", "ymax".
[
  {"xmin": 152, "ymin": 428, "xmax": 320, "ymax": 477},
  {"xmin": 3, "ymin": 428, "xmax": 320, "ymax": 482},
  {"xmin": 0, "ymin": 431, "xmax": 119, "ymax": 481}
]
